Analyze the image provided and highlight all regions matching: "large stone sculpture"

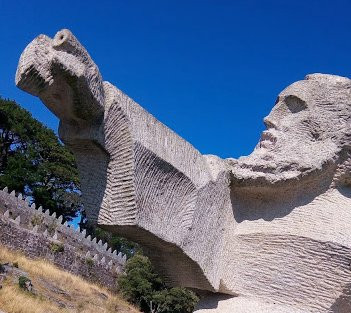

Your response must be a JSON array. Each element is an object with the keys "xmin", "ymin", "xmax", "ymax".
[{"xmin": 16, "ymin": 29, "xmax": 351, "ymax": 312}]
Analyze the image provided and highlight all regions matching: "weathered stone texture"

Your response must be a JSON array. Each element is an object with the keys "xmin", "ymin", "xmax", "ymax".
[{"xmin": 16, "ymin": 29, "xmax": 351, "ymax": 312}]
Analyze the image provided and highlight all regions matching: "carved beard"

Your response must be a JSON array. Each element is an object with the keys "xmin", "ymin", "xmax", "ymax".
[{"xmin": 228, "ymin": 129, "xmax": 339, "ymax": 187}]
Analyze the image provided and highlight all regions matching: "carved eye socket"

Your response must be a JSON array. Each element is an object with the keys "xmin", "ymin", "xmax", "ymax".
[{"xmin": 285, "ymin": 95, "xmax": 307, "ymax": 113}]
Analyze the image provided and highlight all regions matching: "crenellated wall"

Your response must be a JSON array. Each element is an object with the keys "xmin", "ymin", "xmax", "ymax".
[{"xmin": 0, "ymin": 187, "xmax": 126, "ymax": 290}]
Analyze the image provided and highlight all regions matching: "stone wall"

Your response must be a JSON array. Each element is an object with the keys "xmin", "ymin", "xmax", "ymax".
[{"xmin": 0, "ymin": 187, "xmax": 126, "ymax": 290}]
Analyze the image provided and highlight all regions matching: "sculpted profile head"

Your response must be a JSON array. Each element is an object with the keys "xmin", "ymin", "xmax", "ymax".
[
  {"xmin": 15, "ymin": 29, "xmax": 105, "ymax": 125},
  {"xmin": 229, "ymin": 73, "xmax": 351, "ymax": 190}
]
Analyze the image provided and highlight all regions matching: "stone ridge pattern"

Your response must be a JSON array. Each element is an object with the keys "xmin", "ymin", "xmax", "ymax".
[
  {"xmin": 0, "ymin": 187, "xmax": 126, "ymax": 290},
  {"xmin": 16, "ymin": 29, "xmax": 351, "ymax": 312}
]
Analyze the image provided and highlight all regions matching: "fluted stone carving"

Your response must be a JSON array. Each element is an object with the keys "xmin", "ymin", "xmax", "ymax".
[{"xmin": 16, "ymin": 29, "xmax": 351, "ymax": 312}]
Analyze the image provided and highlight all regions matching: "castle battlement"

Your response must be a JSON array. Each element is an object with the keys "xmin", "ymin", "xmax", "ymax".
[{"xmin": 0, "ymin": 187, "xmax": 126, "ymax": 290}]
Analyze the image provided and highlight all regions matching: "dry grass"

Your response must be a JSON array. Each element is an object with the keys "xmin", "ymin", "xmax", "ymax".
[
  {"xmin": 0, "ymin": 284, "xmax": 65, "ymax": 313},
  {"xmin": 0, "ymin": 245, "xmax": 140, "ymax": 313}
]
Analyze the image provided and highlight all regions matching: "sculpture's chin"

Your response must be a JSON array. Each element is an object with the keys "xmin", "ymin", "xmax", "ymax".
[
  {"xmin": 16, "ymin": 35, "xmax": 53, "ymax": 96},
  {"xmin": 228, "ymin": 148, "xmax": 329, "ymax": 189},
  {"xmin": 230, "ymin": 168, "xmax": 302, "ymax": 188}
]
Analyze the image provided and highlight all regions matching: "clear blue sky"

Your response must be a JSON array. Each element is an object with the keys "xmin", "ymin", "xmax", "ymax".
[{"xmin": 1, "ymin": 0, "xmax": 350, "ymax": 159}]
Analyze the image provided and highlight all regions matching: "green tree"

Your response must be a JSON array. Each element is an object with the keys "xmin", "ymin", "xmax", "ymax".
[
  {"xmin": 151, "ymin": 287, "xmax": 199, "ymax": 313},
  {"xmin": 87, "ymin": 226, "xmax": 141, "ymax": 259},
  {"xmin": 118, "ymin": 254, "xmax": 199, "ymax": 313},
  {"xmin": 118, "ymin": 254, "xmax": 163, "ymax": 311},
  {"xmin": 0, "ymin": 97, "xmax": 81, "ymax": 220}
]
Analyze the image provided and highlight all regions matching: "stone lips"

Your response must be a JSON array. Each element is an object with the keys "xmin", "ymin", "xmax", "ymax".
[
  {"xmin": 16, "ymin": 29, "xmax": 351, "ymax": 312},
  {"xmin": 0, "ymin": 186, "xmax": 126, "ymax": 289}
]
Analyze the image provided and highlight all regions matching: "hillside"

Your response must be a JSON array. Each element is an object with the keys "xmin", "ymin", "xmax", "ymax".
[{"xmin": 0, "ymin": 245, "xmax": 140, "ymax": 313}]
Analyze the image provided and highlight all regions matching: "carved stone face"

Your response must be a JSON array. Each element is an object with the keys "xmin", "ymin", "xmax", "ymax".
[
  {"xmin": 16, "ymin": 29, "xmax": 104, "ymax": 124},
  {"xmin": 229, "ymin": 74, "xmax": 351, "ymax": 187}
]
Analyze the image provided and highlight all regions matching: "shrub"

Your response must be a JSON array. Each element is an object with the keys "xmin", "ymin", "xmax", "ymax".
[
  {"xmin": 118, "ymin": 254, "xmax": 198, "ymax": 313},
  {"xmin": 13, "ymin": 261, "xmax": 19, "ymax": 268},
  {"xmin": 18, "ymin": 276, "xmax": 31, "ymax": 290},
  {"xmin": 86, "ymin": 258, "xmax": 94, "ymax": 268},
  {"xmin": 151, "ymin": 287, "xmax": 199, "ymax": 313},
  {"xmin": 30, "ymin": 215, "xmax": 43, "ymax": 227},
  {"xmin": 49, "ymin": 242, "xmax": 64, "ymax": 253},
  {"xmin": 118, "ymin": 254, "xmax": 163, "ymax": 311}
]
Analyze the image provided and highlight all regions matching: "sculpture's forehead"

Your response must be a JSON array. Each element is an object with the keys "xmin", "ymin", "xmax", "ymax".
[
  {"xmin": 279, "ymin": 74, "xmax": 351, "ymax": 101},
  {"xmin": 278, "ymin": 80, "xmax": 315, "ymax": 101}
]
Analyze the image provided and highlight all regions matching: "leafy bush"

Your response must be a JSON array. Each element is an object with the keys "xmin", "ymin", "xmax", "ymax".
[
  {"xmin": 151, "ymin": 287, "xmax": 199, "ymax": 313},
  {"xmin": 118, "ymin": 254, "xmax": 198, "ymax": 313},
  {"xmin": 31, "ymin": 215, "xmax": 43, "ymax": 227},
  {"xmin": 118, "ymin": 254, "xmax": 163, "ymax": 311},
  {"xmin": 49, "ymin": 243, "xmax": 64, "ymax": 253},
  {"xmin": 18, "ymin": 276, "xmax": 31, "ymax": 289},
  {"xmin": 86, "ymin": 258, "xmax": 94, "ymax": 268}
]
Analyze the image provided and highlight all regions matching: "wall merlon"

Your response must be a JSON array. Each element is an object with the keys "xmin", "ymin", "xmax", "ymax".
[
  {"xmin": 53, "ymin": 231, "xmax": 58, "ymax": 240},
  {"xmin": 14, "ymin": 215, "xmax": 20, "ymax": 225}
]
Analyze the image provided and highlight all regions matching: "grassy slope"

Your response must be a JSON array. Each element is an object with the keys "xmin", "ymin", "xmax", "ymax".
[{"xmin": 0, "ymin": 245, "xmax": 140, "ymax": 313}]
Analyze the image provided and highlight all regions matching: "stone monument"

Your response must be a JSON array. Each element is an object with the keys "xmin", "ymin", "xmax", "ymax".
[{"xmin": 16, "ymin": 29, "xmax": 351, "ymax": 312}]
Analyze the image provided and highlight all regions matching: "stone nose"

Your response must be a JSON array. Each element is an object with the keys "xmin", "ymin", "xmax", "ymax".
[
  {"xmin": 52, "ymin": 29, "xmax": 73, "ymax": 48},
  {"xmin": 263, "ymin": 116, "xmax": 277, "ymax": 129}
]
